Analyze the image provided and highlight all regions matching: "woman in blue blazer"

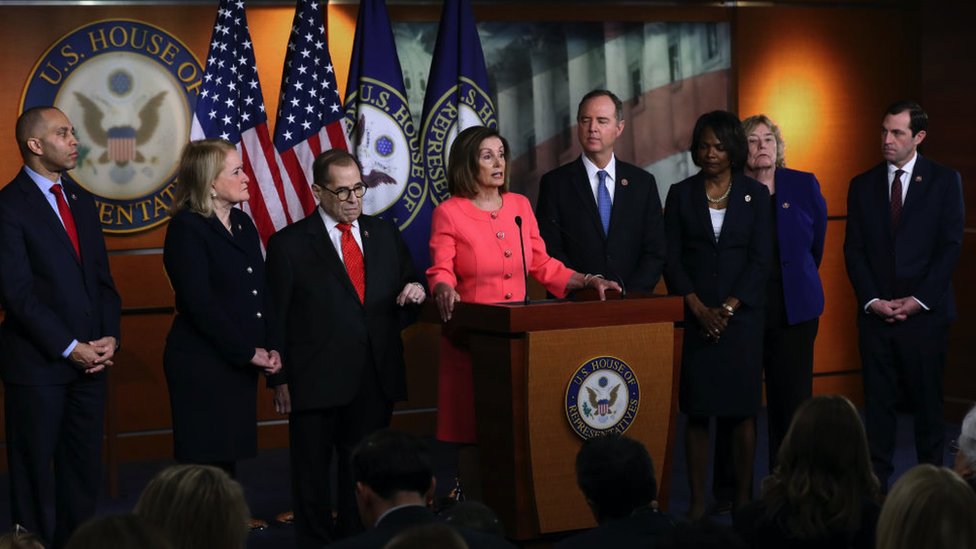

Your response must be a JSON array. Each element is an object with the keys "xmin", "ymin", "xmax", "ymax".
[
  {"xmin": 664, "ymin": 111, "xmax": 772, "ymax": 519},
  {"xmin": 743, "ymin": 115, "xmax": 827, "ymax": 469}
]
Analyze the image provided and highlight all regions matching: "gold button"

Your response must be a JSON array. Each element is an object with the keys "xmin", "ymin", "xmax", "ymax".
[
  {"xmin": 504, "ymin": 293, "xmax": 512, "ymax": 300},
  {"xmin": 504, "ymin": 250, "xmax": 512, "ymax": 257},
  {"xmin": 504, "ymin": 273, "xmax": 512, "ymax": 279}
]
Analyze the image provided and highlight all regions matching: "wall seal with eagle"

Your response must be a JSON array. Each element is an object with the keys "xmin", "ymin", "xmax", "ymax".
[{"xmin": 21, "ymin": 19, "xmax": 203, "ymax": 234}]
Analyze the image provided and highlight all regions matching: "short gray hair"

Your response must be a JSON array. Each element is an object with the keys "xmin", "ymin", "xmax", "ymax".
[{"xmin": 960, "ymin": 405, "xmax": 976, "ymax": 466}]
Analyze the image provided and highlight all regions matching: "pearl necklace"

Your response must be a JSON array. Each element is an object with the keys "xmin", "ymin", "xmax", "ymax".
[{"xmin": 706, "ymin": 181, "xmax": 732, "ymax": 204}]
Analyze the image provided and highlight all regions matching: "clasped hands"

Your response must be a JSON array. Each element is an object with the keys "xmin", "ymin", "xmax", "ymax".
[
  {"xmin": 251, "ymin": 348, "xmax": 282, "ymax": 375},
  {"xmin": 69, "ymin": 336, "xmax": 117, "ymax": 374},
  {"xmin": 687, "ymin": 294, "xmax": 736, "ymax": 342},
  {"xmin": 869, "ymin": 297, "xmax": 922, "ymax": 323}
]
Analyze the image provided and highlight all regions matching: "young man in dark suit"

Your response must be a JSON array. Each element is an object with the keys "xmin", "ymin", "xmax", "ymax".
[
  {"xmin": 844, "ymin": 100, "xmax": 964, "ymax": 491},
  {"xmin": 0, "ymin": 106, "xmax": 121, "ymax": 547},
  {"xmin": 327, "ymin": 429, "xmax": 513, "ymax": 549},
  {"xmin": 266, "ymin": 150, "xmax": 425, "ymax": 548},
  {"xmin": 536, "ymin": 89, "xmax": 665, "ymax": 294},
  {"xmin": 556, "ymin": 435, "xmax": 673, "ymax": 549}
]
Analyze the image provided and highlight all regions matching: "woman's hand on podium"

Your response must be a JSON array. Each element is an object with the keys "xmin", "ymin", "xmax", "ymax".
[{"xmin": 434, "ymin": 282, "xmax": 461, "ymax": 322}]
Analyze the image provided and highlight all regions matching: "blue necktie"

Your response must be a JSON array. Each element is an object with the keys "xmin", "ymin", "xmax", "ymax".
[{"xmin": 596, "ymin": 170, "xmax": 611, "ymax": 235}]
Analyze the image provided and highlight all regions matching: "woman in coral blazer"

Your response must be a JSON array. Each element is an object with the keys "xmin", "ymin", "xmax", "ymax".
[{"xmin": 427, "ymin": 126, "xmax": 619, "ymax": 497}]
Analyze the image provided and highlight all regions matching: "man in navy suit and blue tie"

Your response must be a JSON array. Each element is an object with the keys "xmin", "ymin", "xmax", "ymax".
[
  {"xmin": 0, "ymin": 106, "xmax": 121, "ymax": 547},
  {"xmin": 844, "ymin": 100, "xmax": 964, "ymax": 491},
  {"xmin": 536, "ymin": 89, "xmax": 665, "ymax": 294}
]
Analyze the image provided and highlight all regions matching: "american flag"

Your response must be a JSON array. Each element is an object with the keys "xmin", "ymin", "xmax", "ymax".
[
  {"xmin": 273, "ymin": 0, "xmax": 349, "ymax": 220},
  {"xmin": 190, "ymin": 0, "xmax": 288, "ymax": 245}
]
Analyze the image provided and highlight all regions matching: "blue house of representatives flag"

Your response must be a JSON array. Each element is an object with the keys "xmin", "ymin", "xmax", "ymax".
[
  {"xmin": 343, "ymin": 0, "xmax": 431, "ymax": 273},
  {"xmin": 420, "ymin": 0, "xmax": 497, "ymax": 206}
]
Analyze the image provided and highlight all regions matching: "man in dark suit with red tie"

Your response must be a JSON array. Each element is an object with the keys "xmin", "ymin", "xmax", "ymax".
[
  {"xmin": 536, "ymin": 89, "xmax": 665, "ymax": 294},
  {"xmin": 266, "ymin": 149, "xmax": 424, "ymax": 548},
  {"xmin": 844, "ymin": 100, "xmax": 964, "ymax": 491},
  {"xmin": 0, "ymin": 106, "xmax": 121, "ymax": 547}
]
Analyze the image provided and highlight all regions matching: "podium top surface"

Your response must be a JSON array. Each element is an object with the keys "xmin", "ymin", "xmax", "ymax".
[{"xmin": 423, "ymin": 294, "xmax": 683, "ymax": 335}]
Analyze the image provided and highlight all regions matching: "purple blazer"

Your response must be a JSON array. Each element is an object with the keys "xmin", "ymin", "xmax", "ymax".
[{"xmin": 773, "ymin": 167, "xmax": 827, "ymax": 325}]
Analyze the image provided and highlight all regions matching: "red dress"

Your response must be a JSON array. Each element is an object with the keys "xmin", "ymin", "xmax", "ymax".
[{"xmin": 426, "ymin": 194, "xmax": 573, "ymax": 443}]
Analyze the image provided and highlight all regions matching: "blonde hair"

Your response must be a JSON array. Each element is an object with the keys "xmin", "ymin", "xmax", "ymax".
[
  {"xmin": 134, "ymin": 465, "xmax": 249, "ymax": 549},
  {"xmin": 171, "ymin": 139, "xmax": 237, "ymax": 216},
  {"xmin": 0, "ymin": 528, "xmax": 44, "ymax": 549},
  {"xmin": 742, "ymin": 114, "xmax": 786, "ymax": 168},
  {"xmin": 876, "ymin": 464, "xmax": 976, "ymax": 549}
]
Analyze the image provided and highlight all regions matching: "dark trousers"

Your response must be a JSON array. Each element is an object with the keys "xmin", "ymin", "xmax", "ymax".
[
  {"xmin": 290, "ymin": 363, "xmax": 393, "ymax": 549},
  {"xmin": 859, "ymin": 312, "xmax": 947, "ymax": 491},
  {"xmin": 4, "ymin": 377, "xmax": 106, "ymax": 549},
  {"xmin": 763, "ymin": 317, "xmax": 818, "ymax": 469}
]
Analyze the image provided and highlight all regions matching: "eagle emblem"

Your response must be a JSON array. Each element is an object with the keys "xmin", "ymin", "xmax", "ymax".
[
  {"xmin": 565, "ymin": 356, "xmax": 641, "ymax": 439},
  {"xmin": 586, "ymin": 383, "xmax": 621, "ymax": 419},
  {"xmin": 74, "ymin": 90, "xmax": 166, "ymax": 167}
]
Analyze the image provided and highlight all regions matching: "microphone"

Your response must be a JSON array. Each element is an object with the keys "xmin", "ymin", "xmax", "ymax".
[
  {"xmin": 546, "ymin": 217, "xmax": 627, "ymax": 297},
  {"xmin": 514, "ymin": 216, "xmax": 531, "ymax": 305}
]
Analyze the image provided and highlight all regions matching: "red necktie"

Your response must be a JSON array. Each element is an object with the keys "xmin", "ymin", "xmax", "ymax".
[
  {"xmin": 336, "ymin": 223, "xmax": 365, "ymax": 303},
  {"xmin": 50, "ymin": 183, "xmax": 80, "ymax": 258},
  {"xmin": 890, "ymin": 169, "xmax": 904, "ymax": 231}
]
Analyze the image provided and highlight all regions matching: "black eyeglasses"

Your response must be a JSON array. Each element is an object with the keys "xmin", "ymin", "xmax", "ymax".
[{"xmin": 319, "ymin": 183, "xmax": 367, "ymax": 201}]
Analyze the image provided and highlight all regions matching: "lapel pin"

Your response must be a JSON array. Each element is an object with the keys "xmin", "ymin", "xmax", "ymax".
[
  {"xmin": 621, "ymin": 178, "xmax": 629, "ymax": 187},
  {"xmin": 363, "ymin": 230, "xmax": 369, "ymax": 239},
  {"xmin": 915, "ymin": 176, "xmax": 922, "ymax": 182},
  {"xmin": 237, "ymin": 224, "xmax": 242, "ymax": 231},
  {"xmin": 745, "ymin": 194, "xmax": 752, "ymax": 203},
  {"xmin": 782, "ymin": 202, "xmax": 790, "ymax": 209},
  {"xmin": 71, "ymin": 194, "xmax": 77, "ymax": 200}
]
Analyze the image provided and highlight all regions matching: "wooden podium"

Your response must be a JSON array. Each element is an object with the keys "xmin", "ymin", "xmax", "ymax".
[{"xmin": 432, "ymin": 294, "xmax": 683, "ymax": 540}]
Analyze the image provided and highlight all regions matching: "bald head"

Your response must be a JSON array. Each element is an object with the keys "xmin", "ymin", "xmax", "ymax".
[{"xmin": 16, "ymin": 106, "xmax": 58, "ymax": 159}]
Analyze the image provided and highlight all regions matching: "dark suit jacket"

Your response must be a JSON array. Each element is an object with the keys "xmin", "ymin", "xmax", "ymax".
[
  {"xmin": 325, "ymin": 505, "xmax": 515, "ymax": 549},
  {"xmin": 844, "ymin": 155, "xmax": 964, "ymax": 320},
  {"xmin": 664, "ymin": 172, "xmax": 772, "ymax": 310},
  {"xmin": 773, "ymin": 168, "xmax": 828, "ymax": 325},
  {"xmin": 555, "ymin": 507, "xmax": 674, "ymax": 549},
  {"xmin": 537, "ymin": 156, "xmax": 665, "ymax": 293},
  {"xmin": 162, "ymin": 208, "xmax": 275, "ymax": 462},
  {"xmin": 0, "ymin": 169, "xmax": 121, "ymax": 385},
  {"xmin": 266, "ymin": 211, "xmax": 418, "ymax": 410}
]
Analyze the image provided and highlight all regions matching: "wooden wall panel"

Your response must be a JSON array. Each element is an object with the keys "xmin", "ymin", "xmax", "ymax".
[
  {"xmin": 110, "ymin": 253, "xmax": 173, "ymax": 310},
  {"xmin": 921, "ymin": 0, "xmax": 976, "ymax": 420},
  {"xmin": 734, "ymin": 6, "xmax": 921, "ymax": 216}
]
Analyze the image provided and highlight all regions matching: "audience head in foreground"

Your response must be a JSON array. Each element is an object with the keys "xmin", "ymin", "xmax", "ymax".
[
  {"xmin": 0, "ymin": 527, "xmax": 44, "ymax": 549},
  {"xmin": 758, "ymin": 394, "xmax": 879, "ymax": 541},
  {"xmin": 576, "ymin": 434, "xmax": 657, "ymax": 522},
  {"xmin": 383, "ymin": 523, "xmax": 469, "ymax": 549},
  {"xmin": 134, "ymin": 464, "xmax": 249, "ymax": 549},
  {"xmin": 954, "ymin": 404, "xmax": 976, "ymax": 490},
  {"xmin": 352, "ymin": 429, "xmax": 435, "ymax": 527},
  {"xmin": 555, "ymin": 435, "xmax": 672, "ymax": 549},
  {"xmin": 65, "ymin": 514, "xmax": 172, "ymax": 549},
  {"xmin": 876, "ymin": 464, "xmax": 976, "ymax": 549}
]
